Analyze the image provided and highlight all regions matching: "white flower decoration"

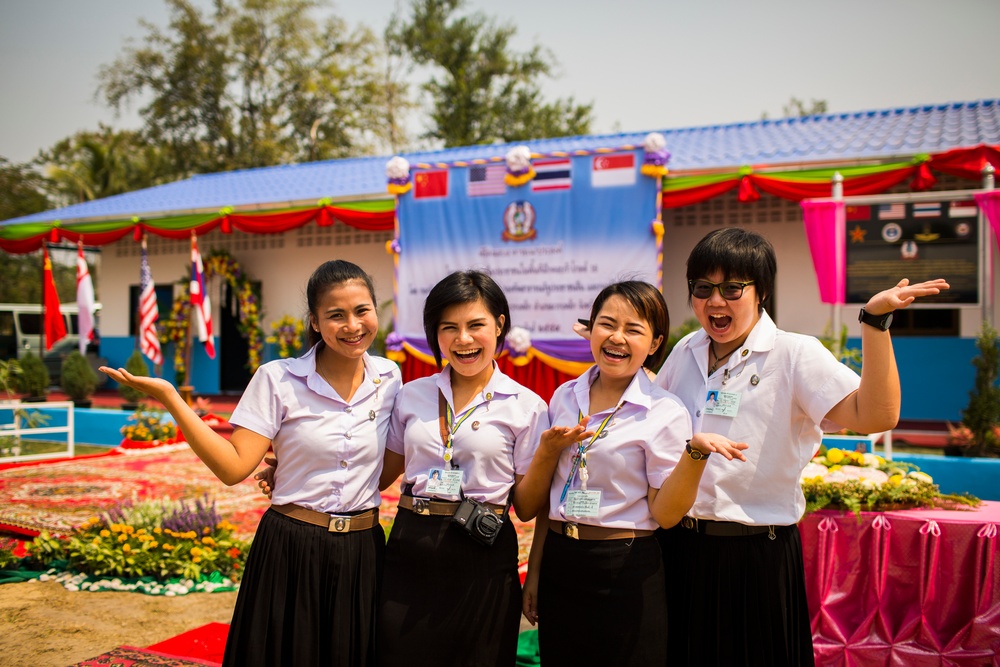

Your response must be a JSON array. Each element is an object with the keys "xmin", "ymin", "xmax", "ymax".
[
  {"xmin": 385, "ymin": 156, "xmax": 410, "ymax": 180},
  {"xmin": 643, "ymin": 132, "xmax": 667, "ymax": 152},
  {"xmin": 800, "ymin": 462, "xmax": 829, "ymax": 481},
  {"xmin": 507, "ymin": 326, "xmax": 532, "ymax": 354},
  {"xmin": 505, "ymin": 145, "xmax": 532, "ymax": 173}
]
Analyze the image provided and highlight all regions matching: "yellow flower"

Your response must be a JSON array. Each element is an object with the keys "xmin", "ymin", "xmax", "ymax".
[
  {"xmin": 889, "ymin": 474, "xmax": 904, "ymax": 486},
  {"xmin": 202, "ymin": 537, "xmax": 216, "ymax": 546},
  {"xmin": 828, "ymin": 465, "xmax": 842, "ymax": 472},
  {"xmin": 162, "ymin": 544, "xmax": 174, "ymax": 551},
  {"xmin": 149, "ymin": 541, "xmax": 158, "ymax": 549},
  {"xmin": 136, "ymin": 528, "xmax": 146, "ymax": 536},
  {"xmin": 826, "ymin": 449, "xmax": 845, "ymax": 464},
  {"xmin": 190, "ymin": 547, "xmax": 203, "ymax": 557},
  {"xmin": 110, "ymin": 524, "xmax": 122, "ymax": 533},
  {"xmin": 192, "ymin": 556, "xmax": 202, "ymax": 563},
  {"xmin": 99, "ymin": 530, "xmax": 110, "ymax": 538},
  {"xmin": 153, "ymin": 527, "xmax": 162, "ymax": 535},
  {"xmin": 118, "ymin": 534, "xmax": 128, "ymax": 543},
  {"xmin": 122, "ymin": 544, "xmax": 131, "ymax": 553}
]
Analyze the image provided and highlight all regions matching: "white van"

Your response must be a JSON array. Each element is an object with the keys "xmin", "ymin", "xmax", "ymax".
[{"xmin": 0, "ymin": 303, "xmax": 100, "ymax": 384}]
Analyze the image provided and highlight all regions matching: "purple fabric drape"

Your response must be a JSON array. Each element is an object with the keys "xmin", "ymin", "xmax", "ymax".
[{"xmin": 801, "ymin": 200, "xmax": 846, "ymax": 305}]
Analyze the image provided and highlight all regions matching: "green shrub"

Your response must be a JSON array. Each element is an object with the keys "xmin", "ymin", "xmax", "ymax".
[
  {"xmin": 14, "ymin": 353, "xmax": 49, "ymax": 397},
  {"xmin": 60, "ymin": 351, "xmax": 98, "ymax": 402},
  {"xmin": 119, "ymin": 350, "xmax": 150, "ymax": 403}
]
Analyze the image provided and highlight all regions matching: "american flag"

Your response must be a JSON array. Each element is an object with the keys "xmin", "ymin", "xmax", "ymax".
[
  {"xmin": 878, "ymin": 203, "xmax": 905, "ymax": 220},
  {"xmin": 139, "ymin": 238, "xmax": 163, "ymax": 365},
  {"xmin": 190, "ymin": 235, "xmax": 216, "ymax": 359},
  {"xmin": 467, "ymin": 164, "xmax": 507, "ymax": 197}
]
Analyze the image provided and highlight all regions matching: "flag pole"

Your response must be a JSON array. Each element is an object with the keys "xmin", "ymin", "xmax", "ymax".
[{"xmin": 180, "ymin": 232, "xmax": 196, "ymax": 406}]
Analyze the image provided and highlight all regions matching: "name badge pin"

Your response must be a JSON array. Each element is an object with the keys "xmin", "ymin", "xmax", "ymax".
[
  {"xmin": 369, "ymin": 410, "xmax": 376, "ymax": 421},
  {"xmin": 741, "ymin": 349, "xmax": 749, "ymax": 357}
]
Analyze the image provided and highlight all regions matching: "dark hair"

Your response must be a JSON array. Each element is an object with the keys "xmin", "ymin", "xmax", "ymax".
[
  {"xmin": 423, "ymin": 271, "xmax": 511, "ymax": 368},
  {"xmin": 589, "ymin": 281, "xmax": 670, "ymax": 371},
  {"xmin": 305, "ymin": 260, "xmax": 377, "ymax": 348},
  {"xmin": 686, "ymin": 228, "xmax": 776, "ymax": 313}
]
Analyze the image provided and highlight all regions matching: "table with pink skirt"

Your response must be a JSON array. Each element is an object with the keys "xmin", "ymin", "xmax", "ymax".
[{"xmin": 800, "ymin": 501, "xmax": 1000, "ymax": 665}]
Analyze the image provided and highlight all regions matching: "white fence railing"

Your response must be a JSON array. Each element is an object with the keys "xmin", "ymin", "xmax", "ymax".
[{"xmin": 0, "ymin": 400, "xmax": 75, "ymax": 462}]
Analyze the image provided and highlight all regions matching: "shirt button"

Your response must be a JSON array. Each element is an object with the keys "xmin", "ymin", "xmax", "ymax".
[
  {"xmin": 373, "ymin": 378, "xmax": 381, "ymax": 385},
  {"xmin": 345, "ymin": 406, "xmax": 353, "ymax": 413},
  {"xmin": 345, "ymin": 432, "xmax": 352, "ymax": 440},
  {"xmin": 696, "ymin": 410, "xmax": 702, "ymax": 417},
  {"xmin": 340, "ymin": 460, "xmax": 348, "ymax": 469}
]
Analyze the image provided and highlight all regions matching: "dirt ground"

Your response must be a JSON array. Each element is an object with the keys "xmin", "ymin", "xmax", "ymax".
[{"xmin": 0, "ymin": 579, "xmax": 237, "ymax": 666}]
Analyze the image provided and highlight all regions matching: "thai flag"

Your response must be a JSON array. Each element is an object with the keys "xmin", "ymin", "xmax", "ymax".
[
  {"xmin": 139, "ymin": 238, "xmax": 163, "ymax": 365},
  {"xmin": 913, "ymin": 202, "xmax": 941, "ymax": 218},
  {"xmin": 531, "ymin": 158, "xmax": 572, "ymax": 192},
  {"xmin": 190, "ymin": 236, "xmax": 215, "ymax": 359}
]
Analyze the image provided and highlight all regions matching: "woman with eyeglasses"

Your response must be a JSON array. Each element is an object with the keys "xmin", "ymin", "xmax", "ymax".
[{"xmin": 653, "ymin": 227, "xmax": 948, "ymax": 666}]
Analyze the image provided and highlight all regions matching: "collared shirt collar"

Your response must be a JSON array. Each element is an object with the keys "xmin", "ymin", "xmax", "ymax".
[
  {"xmin": 691, "ymin": 310, "xmax": 778, "ymax": 362},
  {"xmin": 573, "ymin": 364, "xmax": 654, "ymax": 414},
  {"xmin": 435, "ymin": 361, "xmax": 519, "ymax": 407},
  {"xmin": 286, "ymin": 343, "xmax": 388, "ymax": 403}
]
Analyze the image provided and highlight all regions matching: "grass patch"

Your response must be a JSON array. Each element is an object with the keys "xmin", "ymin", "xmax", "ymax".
[{"xmin": 0, "ymin": 440, "xmax": 110, "ymax": 458}]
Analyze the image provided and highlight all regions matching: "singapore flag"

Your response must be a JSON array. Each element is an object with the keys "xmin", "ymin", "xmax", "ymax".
[{"xmin": 591, "ymin": 153, "xmax": 637, "ymax": 188}]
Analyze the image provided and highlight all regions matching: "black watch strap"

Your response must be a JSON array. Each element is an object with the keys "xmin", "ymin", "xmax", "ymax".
[{"xmin": 858, "ymin": 308, "xmax": 893, "ymax": 331}]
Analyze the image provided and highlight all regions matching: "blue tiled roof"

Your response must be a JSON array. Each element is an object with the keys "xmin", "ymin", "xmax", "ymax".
[{"xmin": 5, "ymin": 99, "xmax": 999, "ymax": 227}]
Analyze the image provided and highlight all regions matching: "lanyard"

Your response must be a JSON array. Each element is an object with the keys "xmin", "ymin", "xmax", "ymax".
[
  {"xmin": 438, "ymin": 391, "xmax": 481, "ymax": 467},
  {"xmin": 558, "ymin": 403, "xmax": 621, "ymax": 502}
]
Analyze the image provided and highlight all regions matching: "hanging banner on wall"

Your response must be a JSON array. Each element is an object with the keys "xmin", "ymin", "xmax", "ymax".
[{"xmin": 395, "ymin": 150, "xmax": 658, "ymax": 352}]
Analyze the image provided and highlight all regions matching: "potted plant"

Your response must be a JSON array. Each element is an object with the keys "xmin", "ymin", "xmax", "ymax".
[
  {"xmin": 13, "ymin": 353, "xmax": 49, "ymax": 402},
  {"xmin": 0, "ymin": 359, "xmax": 21, "ymax": 402},
  {"xmin": 60, "ymin": 350, "xmax": 98, "ymax": 408},
  {"xmin": 119, "ymin": 350, "xmax": 150, "ymax": 410}
]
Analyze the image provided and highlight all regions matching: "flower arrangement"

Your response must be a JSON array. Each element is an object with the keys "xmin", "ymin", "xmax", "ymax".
[
  {"xmin": 504, "ymin": 145, "xmax": 535, "ymax": 186},
  {"xmin": 640, "ymin": 132, "xmax": 670, "ymax": 178},
  {"xmin": 505, "ymin": 326, "xmax": 532, "ymax": 361},
  {"xmin": 266, "ymin": 315, "xmax": 306, "ymax": 359},
  {"xmin": 800, "ymin": 446, "xmax": 979, "ymax": 516},
  {"xmin": 386, "ymin": 156, "xmax": 412, "ymax": 195},
  {"xmin": 120, "ymin": 403, "xmax": 181, "ymax": 448},
  {"xmin": 28, "ymin": 496, "xmax": 250, "ymax": 583}
]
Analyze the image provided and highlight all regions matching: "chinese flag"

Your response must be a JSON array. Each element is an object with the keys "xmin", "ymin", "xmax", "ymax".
[
  {"xmin": 413, "ymin": 170, "xmax": 448, "ymax": 199},
  {"xmin": 43, "ymin": 247, "xmax": 67, "ymax": 350},
  {"xmin": 846, "ymin": 205, "xmax": 871, "ymax": 221}
]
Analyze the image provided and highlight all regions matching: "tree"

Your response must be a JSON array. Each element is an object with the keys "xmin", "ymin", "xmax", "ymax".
[
  {"xmin": 0, "ymin": 252, "xmax": 76, "ymax": 304},
  {"xmin": 762, "ymin": 97, "xmax": 829, "ymax": 120},
  {"xmin": 39, "ymin": 126, "xmax": 172, "ymax": 207},
  {"xmin": 390, "ymin": 0, "xmax": 593, "ymax": 147},
  {"xmin": 0, "ymin": 158, "xmax": 51, "ymax": 222},
  {"xmin": 98, "ymin": 0, "xmax": 402, "ymax": 173}
]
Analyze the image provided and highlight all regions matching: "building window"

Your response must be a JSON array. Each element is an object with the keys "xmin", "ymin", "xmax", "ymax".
[{"xmin": 888, "ymin": 308, "xmax": 959, "ymax": 337}]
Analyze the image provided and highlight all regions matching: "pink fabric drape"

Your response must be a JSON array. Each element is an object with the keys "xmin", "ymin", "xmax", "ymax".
[
  {"xmin": 800, "ymin": 200, "xmax": 846, "ymax": 305},
  {"xmin": 973, "ymin": 190, "xmax": 1000, "ymax": 254},
  {"xmin": 801, "ymin": 503, "xmax": 1000, "ymax": 664}
]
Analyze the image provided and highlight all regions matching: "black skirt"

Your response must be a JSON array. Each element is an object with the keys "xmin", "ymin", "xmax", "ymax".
[
  {"xmin": 377, "ymin": 508, "xmax": 522, "ymax": 667},
  {"xmin": 656, "ymin": 523, "xmax": 815, "ymax": 667},
  {"xmin": 537, "ymin": 530, "xmax": 667, "ymax": 667},
  {"xmin": 223, "ymin": 508, "xmax": 385, "ymax": 667}
]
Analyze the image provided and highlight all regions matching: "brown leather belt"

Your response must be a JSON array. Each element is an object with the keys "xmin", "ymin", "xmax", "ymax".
[
  {"xmin": 398, "ymin": 495, "xmax": 505, "ymax": 517},
  {"xmin": 679, "ymin": 516, "xmax": 776, "ymax": 539},
  {"xmin": 271, "ymin": 504, "xmax": 378, "ymax": 533},
  {"xmin": 550, "ymin": 520, "xmax": 654, "ymax": 541}
]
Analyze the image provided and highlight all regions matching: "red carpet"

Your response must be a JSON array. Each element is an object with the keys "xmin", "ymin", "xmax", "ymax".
[
  {"xmin": 72, "ymin": 644, "xmax": 221, "ymax": 666},
  {"xmin": 146, "ymin": 622, "xmax": 229, "ymax": 665}
]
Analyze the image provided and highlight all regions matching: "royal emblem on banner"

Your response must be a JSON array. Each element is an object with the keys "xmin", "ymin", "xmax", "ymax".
[{"xmin": 502, "ymin": 201, "xmax": 537, "ymax": 242}]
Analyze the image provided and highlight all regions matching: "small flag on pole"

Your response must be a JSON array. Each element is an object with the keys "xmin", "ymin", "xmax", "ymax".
[
  {"xmin": 76, "ymin": 242, "xmax": 96, "ymax": 354},
  {"xmin": 42, "ymin": 247, "xmax": 67, "ymax": 351},
  {"xmin": 190, "ymin": 235, "xmax": 216, "ymax": 359},
  {"xmin": 139, "ymin": 237, "xmax": 163, "ymax": 366}
]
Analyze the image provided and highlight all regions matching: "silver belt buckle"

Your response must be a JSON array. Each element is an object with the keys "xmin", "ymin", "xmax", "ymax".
[
  {"xmin": 328, "ymin": 515, "xmax": 351, "ymax": 533},
  {"xmin": 412, "ymin": 498, "xmax": 430, "ymax": 515},
  {"xmin": 563, "ymin": 522, "xmax": 579, "ymax": 540},
  {"xmin": 681, "ymin": 516, "xmax": 697, "ymax": 531}
]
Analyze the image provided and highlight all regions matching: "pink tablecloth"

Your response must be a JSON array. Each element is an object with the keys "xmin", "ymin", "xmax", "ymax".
[{"xmin": 801, "ymin": 501, "xmax": 1000, "ymax": 666}]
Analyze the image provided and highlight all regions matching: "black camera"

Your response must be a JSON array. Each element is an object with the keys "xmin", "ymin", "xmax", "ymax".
[{"xmin": 451, "ymin": 497, "xmax": 505, "ymax": 547}]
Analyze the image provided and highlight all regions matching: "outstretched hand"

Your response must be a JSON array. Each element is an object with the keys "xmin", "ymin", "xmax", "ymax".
[
  {"xmin": 688, "ymin": 432, "xmax": 749, "ymax": 462},
  {"xmin": 99, "ymin": 366, "xmax": 177, "ymax": 404},
  {"xmin": 538, "ymin": 416, "xmax": 596, "ymax": 456},
  {"xmin": 866, "ymin": 278, "xmax": 950, "ymax": 315}
]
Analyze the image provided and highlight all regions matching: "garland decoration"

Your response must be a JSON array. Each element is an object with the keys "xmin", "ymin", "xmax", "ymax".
[
  {"xmin": 265, "ymin": 315, "xmax": 305, "ymax": 359},
  {"xmin": 386, "ymin": 156, "xmax": 412, "ymax": 195},
  {"xmin": 505, "ymin": 146, "xmax": 535, "ymax": 186},
  {"xmin": 640, "ymin": 132, "xmax": 670, "ymax": 177},
  {"xmin": 160, "ymin": 249, "xmax": 264, "ymax": 379}
]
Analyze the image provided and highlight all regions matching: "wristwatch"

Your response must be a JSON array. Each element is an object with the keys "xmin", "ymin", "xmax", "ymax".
[
  {"xmin": 858, "ymin": 308, "xmax": 893, "ymax": 331},
  {"xmin": 685, "ymin": 442, "xmax": 710, "ymax": 461}
]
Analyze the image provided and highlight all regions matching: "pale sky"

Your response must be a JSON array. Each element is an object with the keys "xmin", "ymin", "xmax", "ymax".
[{"xmin": 1, "ymin": 0, "xmax": 998, "ymax": 164}]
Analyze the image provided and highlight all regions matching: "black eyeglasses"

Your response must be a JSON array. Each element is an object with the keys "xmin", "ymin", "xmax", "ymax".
[{"xmin": 688, "ymin": 280, "xmax": 754, "ymax": 300}]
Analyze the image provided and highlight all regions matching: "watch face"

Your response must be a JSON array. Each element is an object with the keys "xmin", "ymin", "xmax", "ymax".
[{"xmin": 882, "ymin": 312, "xmax": 893, "ymax": 329}]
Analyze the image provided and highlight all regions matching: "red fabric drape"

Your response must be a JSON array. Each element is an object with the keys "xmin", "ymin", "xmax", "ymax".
[
  {"xmin": 928, "ymin": 144, "xmax": 1000, "ymax": 180},
  {"xmin": 663, "ymin": 179, "xmax": 740, "ymax": 208},
  {"xmin": 399, "ymin": 355, "xmax": 575, "ymax": 403}
]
